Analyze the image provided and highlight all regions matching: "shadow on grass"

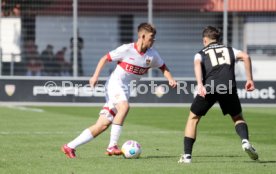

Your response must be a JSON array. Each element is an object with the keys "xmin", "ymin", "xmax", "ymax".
[
  {"xmin": 194, "ymin": 155, "xmax": 243, "ymax": 158},
  {"xmin": 253, "ymin": 160, "xmax": 276, "ymax": 164},
  {"xmin": 193, "ymin": 155, "xmax": 276, "ymax": 164},
  {"xmin": 141, "ymin": 155, "xmax": 178, "ymax": 159}
]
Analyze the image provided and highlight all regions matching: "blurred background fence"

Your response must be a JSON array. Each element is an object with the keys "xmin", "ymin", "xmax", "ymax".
[{"xmin": 1, "ymin": 0, "xmax": 276, "ymax": 79}]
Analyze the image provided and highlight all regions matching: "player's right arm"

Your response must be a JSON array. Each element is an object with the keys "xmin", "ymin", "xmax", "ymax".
[
  {"xmin": 194, "ymin": 54, "xmax": 206, "ymax": 97},
  {"xmin": 236, "ymin": 51, "xmax": 255, "ymax": 91},
  {"xmin": 89, "ymin": 44, "xmax": 127, "ymax": 88},
  {"xmin": 89, "ymin": 55, "xmax": 108, "ymax": 88}
]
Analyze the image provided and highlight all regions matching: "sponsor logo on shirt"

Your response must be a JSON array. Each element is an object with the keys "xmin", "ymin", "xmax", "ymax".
[{"xmin": 119, "ymin": 62, "xmax": 149, "ymax": 75}]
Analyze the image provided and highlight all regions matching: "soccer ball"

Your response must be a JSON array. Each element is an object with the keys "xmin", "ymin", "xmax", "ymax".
[{"xmin": 121, "ymin": 140, "xmax": 142, "ymax": 159}]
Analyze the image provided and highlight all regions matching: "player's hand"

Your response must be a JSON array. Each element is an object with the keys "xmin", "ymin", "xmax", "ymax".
[
  {"xmin": 197, "ymin": 84, "xmax": 206, "ymax": 97},
  {"xmin": 169, "ymin": 79, "xmax": 177, "ymax": 88},
  {"xmin": 245, "ymin": 80, "xmax": 255, "ymax": 91},
  {"xmin": 89, "ymin": 76, "xmax": 98, "ymax": 88}
]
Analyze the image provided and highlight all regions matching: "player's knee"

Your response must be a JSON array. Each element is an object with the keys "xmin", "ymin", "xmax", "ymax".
[
  {"xmin": 232, "ymin": 113, "xmax": 245, "ymax": 123},
  {"xmin": 117, "ymin": 101, "xmax": 129, "ymax": 113},
  {"xmin": 187, "ymin": 117, "xmax": 200, "ymax": 128},
  {"xmin": 189, "ymin": 111, "xmax": 200, "ymax": 121},
  {"xmin": 122, "ymin": 101, "xmax": 129, "ymax": 109},
  {"xmin": 190, "ymin": 118, "xmax": 200, "ymax": 126}
]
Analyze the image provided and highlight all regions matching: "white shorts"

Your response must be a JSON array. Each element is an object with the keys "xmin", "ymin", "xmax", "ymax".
[{"xmin": 99, "ymin": 80, "xmax": 129, "ymax": 122}]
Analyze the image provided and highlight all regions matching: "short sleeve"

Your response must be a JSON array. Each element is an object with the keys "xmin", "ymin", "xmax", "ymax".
[
  {"xmin": 232, "ymin": 48, "xmax": 242, "ymax": 60},
  {"xmin": 150, "ymin": 50, "xmax": 165, "ymax": 68},
  {"xmin": 108, "ymin": 44, "xmax": 128, "ymax": 62},
  {"xmin": 194, "ymin": 53, "xmax": 202, "ymax": 62}
]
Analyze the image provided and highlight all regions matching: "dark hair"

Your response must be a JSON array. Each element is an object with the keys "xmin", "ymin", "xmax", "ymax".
[
  {"xmin": 138, "ymin": 23, "xmax": 156, "ymax": 35},
  {"xmin": 202, "ymin": 26, "xmax": 222, "ymax": 41}
]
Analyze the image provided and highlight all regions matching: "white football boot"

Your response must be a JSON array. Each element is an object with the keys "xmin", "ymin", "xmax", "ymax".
[
  {"xmin": 178, "ymin": 154, "xmax": 192, "ymax": 164},
  {"xmin": 242, "ymin": 139, "xmax": 259, "ymax": 160}
]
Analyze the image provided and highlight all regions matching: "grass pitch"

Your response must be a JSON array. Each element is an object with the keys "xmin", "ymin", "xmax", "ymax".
[{"xmin": 0, "ymin": 105, "xmax": 275, "ymax": 174}]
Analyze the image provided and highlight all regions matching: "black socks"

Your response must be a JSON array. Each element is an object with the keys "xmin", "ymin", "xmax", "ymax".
[
  {"xmin": 235, "ymin": 122, "xmax": 249, "ymax": 140},
  {"xmin": 184, "ymin": 136, "xmax": 195, "ymax": 155}
]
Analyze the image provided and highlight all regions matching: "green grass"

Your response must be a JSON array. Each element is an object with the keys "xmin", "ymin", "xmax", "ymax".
[{"xmin": 0, "ymin": 106, "xmax": 275, "ymax": 174}]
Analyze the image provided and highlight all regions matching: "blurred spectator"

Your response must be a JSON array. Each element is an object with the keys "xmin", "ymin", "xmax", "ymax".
[
  {"xmin": 26, "ymin": 58, "xmax": 43, "ymax": 76},
  {"xmin": 26, "ymin": 44, "xmax": 43, "ymax": 76},
  {"xmin": 70, "ymin": 30, "xmax": 84, "ymax": 76},
  {"xmin": 55, "ymin": 47, "xmax": 71, "ymax": 76},
  {"xmin": 12, "ymin": 3, "xmax": 20, "ymax": 16},
  {"xmin": 56, "ymin": 47, "xmax": 67, "ymax": 63},
  {"xmin": 1, "ymin": 2, "xmax": 20, "ymax": 16},
  {"xmin": 41, "ymin": 44, "xmax": 57, "ymax": 76},
  {"xmin": 22, "ymin": 40, "xmax": 36, "ymax": 62}
]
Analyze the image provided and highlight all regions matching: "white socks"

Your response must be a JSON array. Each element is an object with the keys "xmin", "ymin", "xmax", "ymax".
[
  {"xmin": 67, "ymin": 128, "xmax": 93, "ymax": 149},
  {"xmin": 67, "ymin": 124, "xmax": 122, "ymax": 149},
  {"xmin": 108, "ymin": 124, "xmax": 122, "ymax": 147}
]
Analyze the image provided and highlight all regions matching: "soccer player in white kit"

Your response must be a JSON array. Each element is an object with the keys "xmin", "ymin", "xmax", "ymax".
[{"xmin": 62, "ymin": 23, "xmax": 177, "ymax": 158}]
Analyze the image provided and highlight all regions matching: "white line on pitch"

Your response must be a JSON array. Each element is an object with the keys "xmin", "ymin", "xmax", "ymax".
[
  {"xmin": 0, "ymin": 131, "xmax": 181, "ymax": 135},
  {"xmin": 4, "ymin": 105, "xmax": 44, "ymax": 113}
]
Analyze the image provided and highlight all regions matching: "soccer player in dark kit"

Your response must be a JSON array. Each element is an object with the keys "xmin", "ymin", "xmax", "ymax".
[{"xmin": 178, "ymin": 26, "xmax": 259, "ymax": 163}]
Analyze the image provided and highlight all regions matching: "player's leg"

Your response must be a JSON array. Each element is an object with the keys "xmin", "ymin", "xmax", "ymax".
[
  {"xmin": 179, "ymin": 111, "xmax": 201, "ymax": 163},
  {"xmin": 179, "ymin": 95, "xmax": 214, "ymax": 164},
  {"xmin": 62, "ymin": 105, "xmax": 113, "ymax": 158},
  {"xmin": 219, "ymin": 90, "xmax": 258, "ymax": 160},
  {"xmin": 106, "ymin": 101, "xmax": 129, "ymax": 156},
  {"xmin": 231, "ymin": 113, "xmax": 258, "ymax": 160},
  {"xmin": 232, "ymin": 114, "xmax": 248, "ymax": 141},
  {"xmin": 70, "ymin": 114, "xmax": 111, "ymax": 146},
  {"xmin": 104, "ymin": 81, "xmax": 130, "ymax": 156}
]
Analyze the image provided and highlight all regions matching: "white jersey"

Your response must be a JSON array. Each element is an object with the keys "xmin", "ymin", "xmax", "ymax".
[
  {"xmin": 107, "ymin": 43, "xmax": 165, "ymax": 84},
  {"xmin": 100, "ymin": 43, "xmax": 166, "ymax": 121},
  {"xmin": 105, "ymin": 43, "xmax": 165, "ymax": 104}
]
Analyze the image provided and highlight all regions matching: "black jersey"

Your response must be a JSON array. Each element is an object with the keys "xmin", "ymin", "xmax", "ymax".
[{"xmin": 198, "ymin": 42, "xmax": 236, "ymax": 92}]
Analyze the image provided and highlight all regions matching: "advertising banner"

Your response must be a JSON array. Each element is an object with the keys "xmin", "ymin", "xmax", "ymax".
[{"xmin": 0, "ymin": 78, "xmax": 275, "ymax": 104}]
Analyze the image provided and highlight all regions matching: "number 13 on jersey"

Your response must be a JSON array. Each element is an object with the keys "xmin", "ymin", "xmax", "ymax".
[{"xmin": 205, "ymin": 48, "xmax": 231, "ymax": 66}]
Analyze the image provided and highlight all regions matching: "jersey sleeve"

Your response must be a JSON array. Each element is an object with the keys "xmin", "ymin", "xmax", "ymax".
[
  {"xmin": 107, "ymin": 44, "xmax": 128, "ymax": 62},
  {"xmin": 232, "ymin": 48, "xmax": 242, "ymax": 60},
  {"xmin": 151, "ymin": 49, "xmax": 165, "ymax": 69},
  {"xmin": 194, "ymin": 53, "xmax": 202, "ymax": 62}
]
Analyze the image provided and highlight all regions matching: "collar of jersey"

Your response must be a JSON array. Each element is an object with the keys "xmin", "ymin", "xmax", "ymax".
[
  {"xmin": 134, "ymin": 42, "xmax": 145, "ymax": 56},
  {"xmin": 206, "ymin": 41, "xmax": 219, "ymax": 47}
]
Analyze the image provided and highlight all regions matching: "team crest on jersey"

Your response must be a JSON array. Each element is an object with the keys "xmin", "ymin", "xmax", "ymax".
[{"xmin": 146, "ymin": 58, "xmax": 151, "ymax": 66}]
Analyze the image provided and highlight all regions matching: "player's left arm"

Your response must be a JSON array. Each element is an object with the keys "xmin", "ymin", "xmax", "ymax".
[
  {"xmin": 236, "ymin": 51, "xmax": 255, "ymax": 91},
  {"xmin": 152, "ymin": 50, "xmax": 177, "ymax": 88},
  {"xmin": 160, "ymin": 64, "xmax": 177, "ymax": 88}
]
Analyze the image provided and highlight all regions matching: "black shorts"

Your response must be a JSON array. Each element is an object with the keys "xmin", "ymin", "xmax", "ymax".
[{"xmin": 190, "ymin": 88, "xmax": 242, "ymax": 117}]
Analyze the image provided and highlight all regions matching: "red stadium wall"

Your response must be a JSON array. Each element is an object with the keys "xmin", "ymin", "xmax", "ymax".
[{"xmin": 36, "ymin": 0, "xmax": 276, "ymax": 16}]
